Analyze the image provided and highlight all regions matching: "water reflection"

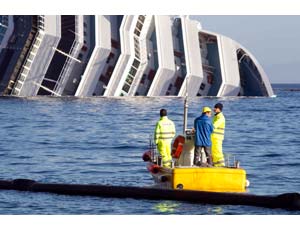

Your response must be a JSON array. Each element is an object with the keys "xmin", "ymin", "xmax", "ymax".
[
  {"xmin": 153, "ymin": 201, "xmax": 180, "ymax": 213},
  {"xmin": 207, "ymin": 206, "xmax": 224, "ymax": 214}
]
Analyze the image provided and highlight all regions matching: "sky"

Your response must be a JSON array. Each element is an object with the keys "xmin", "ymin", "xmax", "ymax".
[{"xmin": 193, "ymin": 16, "xmax": 300, "ymax": 84}]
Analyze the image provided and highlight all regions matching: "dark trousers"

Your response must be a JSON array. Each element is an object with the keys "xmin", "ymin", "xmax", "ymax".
[{"xmin": 194, "ymin": 146, "xmax": 213, "ymax": 166}]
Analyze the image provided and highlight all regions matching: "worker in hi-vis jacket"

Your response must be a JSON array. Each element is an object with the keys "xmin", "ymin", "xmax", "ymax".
[
  {"xmin": 154, "ymin": 109, "xmax": 176, "ymax": 168},
  {"xmin": 211, "ymin": 103, "xmax": 226, "ymax": 167}
]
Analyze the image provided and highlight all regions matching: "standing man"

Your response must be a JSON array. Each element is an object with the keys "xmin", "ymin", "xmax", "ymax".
[
  {"xmin": 193, "ymin": 106, "xmax": 213, "ymax": 166},
  {"xmin": 154, "ymin": 109, "xmax": 176, "ymax": 168},
  {"xmin": 211, "ymin": 103, "xmax": 225, "ymax": 167}
]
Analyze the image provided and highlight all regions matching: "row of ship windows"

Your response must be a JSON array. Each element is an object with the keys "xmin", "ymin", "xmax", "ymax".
[
  {"xmin": 136, "ymin": 21, "xmax": 143, "ymax": 31},
  {"xmin": 134, "ymin": 29, "xmax": 140, "ymax": 37},
  {"xmin": 16, "ymin": 32, "xmax": 44, "ymax": 90},
  {"xmin": 122, "ymin": 82, "xmax": 131, "ymax": 93},
  {"xmin": 135, "ymin": 47, "xmax": 140, "ymax": 59},
  {"xmin": 127, "ymin": 17, "xmax": 148, "ymax": 63},
  {"xmin": 138, "ymin": 15, "xmax": 145, "ymax": 23},
  {"xmin": 134, "ymin": 15, "xmax": 145, "ymax": 37},
  {"xmin": 123, "ymin": 75, "xmax": 208, "ymax": 96},
  {"xmin": 134, "ymin": 35, "xmax": 140, "ymax": 59},
  {"xmin": 121, "ymin": 58, "xmax": 141, "ymax": 93},
  {"xmin": 134, "ymin": 38, "xmax": 139, "ymax": 48}
]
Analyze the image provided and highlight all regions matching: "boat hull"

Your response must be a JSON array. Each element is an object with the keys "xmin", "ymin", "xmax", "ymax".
[{"xmin": 148, "ymin": 163, "xmax": 247, "ymax": 193}]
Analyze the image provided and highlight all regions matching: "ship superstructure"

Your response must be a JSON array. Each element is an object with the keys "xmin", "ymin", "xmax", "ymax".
[{"xmin": 0, "ymin": 15, "xmax": 274, "ymax": 97}]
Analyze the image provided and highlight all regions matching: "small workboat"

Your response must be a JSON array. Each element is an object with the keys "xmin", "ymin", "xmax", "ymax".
[{"xmin": 143, "ymin": 97, "xmax": 249, "ymax": 193}]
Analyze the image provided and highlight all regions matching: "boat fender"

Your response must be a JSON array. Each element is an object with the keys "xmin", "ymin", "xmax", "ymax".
[
  {"xmin": 147, "ymin": 164, "xmax": 160, "ymax": 174},
  {"xmin": 171, "ymin": 135, "xmax": 185, "ymax": 159},
  {"xmin": 142, "ymin": 150, "xmax": 152, "ymax": 162},
  {"xmin": 245, "ymin": 180, "xmax": 250, "ymax": 188}
]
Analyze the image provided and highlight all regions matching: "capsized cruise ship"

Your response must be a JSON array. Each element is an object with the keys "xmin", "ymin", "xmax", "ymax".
[{"xmin": 0, "ymin": 15, "xmax": 274, "ymax": 97}]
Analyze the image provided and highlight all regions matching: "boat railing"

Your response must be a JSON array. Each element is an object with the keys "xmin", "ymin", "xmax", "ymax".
[
  {"xmin": 148, "ymin": 134, "xmax": 157, "ymax": 161},
  {"xmin": 224, "ymin": 153, "xmax": 240, "ymax": 168},
  {"xmin": 53, "ymin": 40, "xmax": 80, "ymax": 95},
  {"xmin": 148, "ymin": 133, "xmax": 241, "ymax": 169}
]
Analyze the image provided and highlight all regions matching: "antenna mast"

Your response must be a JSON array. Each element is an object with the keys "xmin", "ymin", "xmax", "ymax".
[{"xmin": 183, "ymin": 77, "xmax": 188, "ymax": 134}]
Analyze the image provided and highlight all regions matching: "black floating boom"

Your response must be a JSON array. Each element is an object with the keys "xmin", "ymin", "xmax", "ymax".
[{"xmin": 0, "ymin": 179, "xmax": 299, "ymax": 211}]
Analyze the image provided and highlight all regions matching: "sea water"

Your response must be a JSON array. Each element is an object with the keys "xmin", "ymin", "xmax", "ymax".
[{"xmin": 0, "ymin": 84, "xmax": 299, "ymax": 214}]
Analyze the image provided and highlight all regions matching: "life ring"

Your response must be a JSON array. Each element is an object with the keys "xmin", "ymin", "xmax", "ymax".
[{"xmin": 171, "ymin": 135, "xmax": 185, "ymax": 159}]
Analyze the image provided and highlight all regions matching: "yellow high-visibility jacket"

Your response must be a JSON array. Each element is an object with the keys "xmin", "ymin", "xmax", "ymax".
[
  {"xmin": 154, "ymin": 116, "xmax": 176, "ymax": 144},
  {"xmin": 212, "ymin": 112, "xmax": 225, "ymax": 140}
]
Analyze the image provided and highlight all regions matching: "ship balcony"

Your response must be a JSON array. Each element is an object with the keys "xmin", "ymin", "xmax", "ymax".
[{"xmin": 11, "ymin": 31, "xmax": 44, "ymax": 95}]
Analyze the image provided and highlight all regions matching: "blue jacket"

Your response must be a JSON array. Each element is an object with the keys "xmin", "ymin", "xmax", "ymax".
[{"xmin": 194, "ymin": 114, "xmax": 213, "ymax": 147}]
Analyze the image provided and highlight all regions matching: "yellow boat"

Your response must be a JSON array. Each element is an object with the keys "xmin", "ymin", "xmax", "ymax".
[
  {"xmin": 143, "ymin": 90, "xmax": 249, "ymax": 193},
  {"xmin": 143, "ymin": 129, "xmax": 249, "ymax": 193},
  {"xmin": 146, "ymin": 162, "xmax": 248, "ymax": 193}
]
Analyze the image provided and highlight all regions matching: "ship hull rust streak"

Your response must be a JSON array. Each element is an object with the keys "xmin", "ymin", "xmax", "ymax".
[{"xmin": 0, "ymin": 179, "xmax": 299, "ymax": 211}]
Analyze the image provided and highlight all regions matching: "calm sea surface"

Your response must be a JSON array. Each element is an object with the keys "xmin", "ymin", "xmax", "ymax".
[{"xmin": 0, "ymin": 84, "xmax": 299, "ymax": 214}]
